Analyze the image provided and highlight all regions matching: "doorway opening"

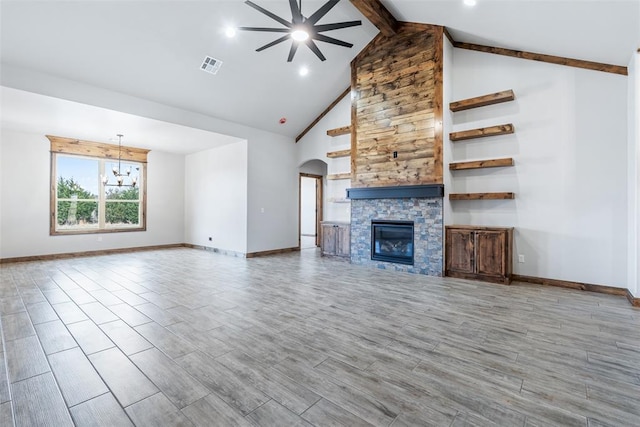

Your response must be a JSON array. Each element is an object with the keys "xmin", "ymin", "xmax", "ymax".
[{"xmin": 299, "ymin": 173, "xmax": 323, "ymax": 249}]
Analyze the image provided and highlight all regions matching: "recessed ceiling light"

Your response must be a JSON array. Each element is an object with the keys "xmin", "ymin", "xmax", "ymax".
[
  {"xmin": 299, "ymin": 66, "xmax": 309, "ymax": 76},
  {"xmin": 464, "ymin": 0, "xmax": 477, "ymax": 6},
  {"xmin": 225, "ymin": 27, "xmax": 236, "ymax": 38}
]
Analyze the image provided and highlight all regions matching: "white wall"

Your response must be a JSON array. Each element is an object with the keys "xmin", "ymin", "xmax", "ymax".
[
  {"xmin": 448, "ymin": 50, "xmax": 629, "ymax": 288},
  {"xmin": 628, "ymin": 51, "xmax": 640, "ymax": 297},
  {"xmin": 2, "ymin": 66, "xmax": 301, "ymax": 257},
  {"xmin": 0, "ymin": 129, "xmax": 185, "ymax": 259},
  {"xmin": 442, "ymin": 37, "xmax": 454, "ymax": 227},
  {"xmin": 247, "ymin": 133, "xmax": 299, "ymax": 253},
  {"xmin": 184, "ymin": 141, "xmax": 248, "ymax": 253},
  {"xmin": 296, "ymin": 94, "xmax": 352, "ymax": 223}
]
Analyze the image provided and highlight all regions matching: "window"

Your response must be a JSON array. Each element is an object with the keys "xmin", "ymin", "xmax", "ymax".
[{"xmin": 48, "ymin": 135, "xmax": 148, "ymax": 235}]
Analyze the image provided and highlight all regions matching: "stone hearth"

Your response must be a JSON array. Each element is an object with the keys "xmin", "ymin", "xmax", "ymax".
[{"xmin": 350, "ymin": 195, "xmax": 443, "ymax": 276}]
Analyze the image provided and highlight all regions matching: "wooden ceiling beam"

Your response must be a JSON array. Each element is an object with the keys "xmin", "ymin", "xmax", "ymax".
[{"xmin": 349, "ymin": 0, "xmax": 399, "ymax": 37}]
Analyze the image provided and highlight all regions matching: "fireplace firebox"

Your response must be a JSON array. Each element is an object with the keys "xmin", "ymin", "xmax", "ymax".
[{"xmin": 371, "ymin": 220, "xmax": 414, "ymax": 265}]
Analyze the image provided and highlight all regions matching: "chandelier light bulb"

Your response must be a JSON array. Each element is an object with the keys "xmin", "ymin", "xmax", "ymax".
[
  {"xmin": 103, "ymin": 134, "xmax": 138, "ymax": 188},
  {"xmin": 291, "ymin": 29, "xmax": 309, "ymax": 42}
]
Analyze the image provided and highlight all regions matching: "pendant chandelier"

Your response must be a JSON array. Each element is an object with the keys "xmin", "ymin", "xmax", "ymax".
[{"xmin": 102, "ymin": 134, "xmax": 138, "ymax": 187}]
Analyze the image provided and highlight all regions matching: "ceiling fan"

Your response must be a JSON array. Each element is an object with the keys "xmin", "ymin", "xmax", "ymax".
[{"xmin": 239, "ymin": 0, "xmax": 362, "ymax": 62}]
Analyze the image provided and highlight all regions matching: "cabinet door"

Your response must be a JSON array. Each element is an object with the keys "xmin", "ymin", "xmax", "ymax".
[
  {"xmin": 336, "ymin": 225, "xmax": 350, "ymax": 257},
  {"xmin": 476, "ymin": 231, "xmax": 506, "ymax": 276},
  {"xmin": 446, "ymin": 229, "xmax": 475, "ymax": 274},
  {"xmin": 321, "ymin": 225, "xmax": 337, "ymax": 256}
]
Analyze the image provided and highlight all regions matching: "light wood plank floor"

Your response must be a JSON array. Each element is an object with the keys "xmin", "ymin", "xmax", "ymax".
[{"xmin": 1, "ymin": 247, "xmax": 639, "ymax": 426}]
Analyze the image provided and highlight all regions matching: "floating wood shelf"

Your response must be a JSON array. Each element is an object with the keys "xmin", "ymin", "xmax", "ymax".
[
  {"xmin": 326, "ymin": 149, "xmax": 351, "ymax": 158},
  {"xmin": 328, "ymin": 197, "xmax": 351, "ymax": 203},
  {"xmin": 449, "ymin": 158, "xmax": 514, "ymax": 171},
  {"xmin": 327, "ymin": 126, "xmax": 351, "ymax": 137},
  {"xmin": 450, "ymin": 124, "xmax": 514, "ymax": 142},
  {"xmin": 449, "ymin": 89, "xmax": 515, "ymax": 112},
  {"xmin": 449, "ymin": 192, "xmax": 515, "ymax": 200},
  {"xmin": 327, "ymin": 173, "xmax": 352, "ymax": 180}
]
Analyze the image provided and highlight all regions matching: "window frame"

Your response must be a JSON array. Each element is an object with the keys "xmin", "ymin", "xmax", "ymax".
[{"xmin": 48, "ymin": 135, "xmax": 149, "ymax": 236}]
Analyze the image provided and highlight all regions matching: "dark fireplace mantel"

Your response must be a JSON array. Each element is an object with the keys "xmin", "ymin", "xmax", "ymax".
[{"xmin": 346, "ymin": 184, "xmax": 444, "ymax": 200}]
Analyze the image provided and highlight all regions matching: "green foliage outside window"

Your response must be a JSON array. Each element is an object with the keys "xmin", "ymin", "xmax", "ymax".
[
  {"xmin": 56, "ymin": 177, "xmax": 98, "ymax": 226},
  {"xmin": 105, "ymin": 187, "xmax": 140, "ymax": 225}
]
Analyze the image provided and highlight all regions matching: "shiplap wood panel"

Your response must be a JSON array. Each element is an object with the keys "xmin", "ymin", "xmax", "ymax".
[{"xmin": 352, "ymin": 23, "xmax": 444, "ymax": 188}]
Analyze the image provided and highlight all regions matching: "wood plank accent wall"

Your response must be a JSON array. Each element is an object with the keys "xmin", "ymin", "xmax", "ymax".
[{"xmin": 351, "ymin": 23, "xmax": 444, "ymax": 188}]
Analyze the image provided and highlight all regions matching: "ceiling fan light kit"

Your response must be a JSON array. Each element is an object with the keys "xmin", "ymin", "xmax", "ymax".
[{"xmin": 239, "ymin": 0, "xmax": 362, "ymax": 62}]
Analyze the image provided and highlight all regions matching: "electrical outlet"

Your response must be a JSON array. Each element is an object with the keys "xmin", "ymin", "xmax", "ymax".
[
  {"xmin": 518, "ymin": 254, "xmax": 525, "ymax": 263},
  {"xmin": 260, "ymin": 208, "xmax": 265, "ymax": 213}
]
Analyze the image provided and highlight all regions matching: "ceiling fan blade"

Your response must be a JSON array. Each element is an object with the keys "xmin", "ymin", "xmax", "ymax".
[
  {"xmin": 306, "ymin": 0, "xmax": 340, "ymax": 25},
  {"xmin": 238, "ymin": 27, "xmax": 291, "ymax": 33},
  {"xmin": 313, "ymin": 33, "xmax": 354, "ymax": 48},
  {"xmin": 289, "ymin": 0, "xmax": 303, "ymax": 24},
  {"xmin": 256, "ymin": 35, "xmax": 291, "ymax": 52},
  {"xmin": 314, "ymin": 20, "xmax": 362, "ymax": 33},
  {"xmin": 287, "ymin": 42, "xmax": 299, "ymax": 62},
  {"xmin": 305, "ymin": 39, "xmax": 326, "ymax": 61},
  {"xmin": 245, "ymin": 0, "xmax": 292, "ymax": 28}
]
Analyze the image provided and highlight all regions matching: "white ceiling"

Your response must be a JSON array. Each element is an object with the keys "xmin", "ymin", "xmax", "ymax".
[
  {"xmin": 384, "ymin": 0, "xmax": 639, "ymax": 67},
  {"xmin": 1, "ymin": 87, "xmax": 243, "ymax": 154},
  {"xmin": 1, "ymin": 0, "xmax": 638, "ymax": 146}
]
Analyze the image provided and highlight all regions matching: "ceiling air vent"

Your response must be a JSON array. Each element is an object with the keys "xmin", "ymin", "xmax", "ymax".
[{"xmin": 200, "ymin": 56, "xmax": 223, "ymax": 75}]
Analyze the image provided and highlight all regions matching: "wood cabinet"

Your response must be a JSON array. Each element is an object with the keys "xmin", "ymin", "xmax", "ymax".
[
  {"xmin": 445, "ymin": 226, "xmax": 513, "ymax": 284},
  {"xmin": 321, "ymin": 222, "xmax": 350, "ymax": 258}
]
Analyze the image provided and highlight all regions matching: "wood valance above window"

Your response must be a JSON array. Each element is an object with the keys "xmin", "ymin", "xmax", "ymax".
[{"xmin": 46, "ymin": 135, "xmax": 150, "ymax": 163}]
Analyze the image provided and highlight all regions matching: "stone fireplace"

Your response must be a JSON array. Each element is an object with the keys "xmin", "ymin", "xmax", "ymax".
[{"xmin": 348, "ymin": 185, "xmax": 444, "ymax": 276}]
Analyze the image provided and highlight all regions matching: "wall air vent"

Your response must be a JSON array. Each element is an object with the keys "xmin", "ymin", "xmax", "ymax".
[{"xmin": 200, "ymin": 56, "xmax": 223, "ymax": 75}]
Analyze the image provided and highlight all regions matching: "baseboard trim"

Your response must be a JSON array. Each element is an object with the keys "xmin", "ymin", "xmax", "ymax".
[
  {"xmin": 626, "ymin": 290, "xmax": 640, "ymax": 307},
  {"xmin": 0, "ymin": 244, "xmax": 185, "ymax": 264},
  {"xmin": 246, "ymin": 247, "xmax": 300, "ymax": 258},
  {"xmin": 1, "ymin": 243, "xmax": 303, "ymax": 264},
  {"xmin": 183, "ymin": 244, "xmax": 246, "ymax": 258},
  {"xmin": 512, "ymin": 274, "xmax": 627, "ymax": 297}
]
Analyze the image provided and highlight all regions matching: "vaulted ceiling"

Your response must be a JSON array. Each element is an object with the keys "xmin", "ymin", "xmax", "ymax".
[{"xmin": 1, "ymin": 0, "xmax": 638, "ymax": 150}]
